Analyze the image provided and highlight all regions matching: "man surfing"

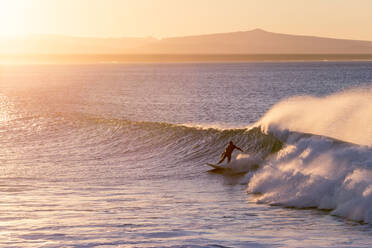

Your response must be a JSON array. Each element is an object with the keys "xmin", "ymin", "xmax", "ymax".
[{"xmin": 217, "ymin": 141, "xmax": 243, "ymax": 164}]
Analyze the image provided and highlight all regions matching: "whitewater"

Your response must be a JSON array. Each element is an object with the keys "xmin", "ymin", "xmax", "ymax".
[
  {"xmin": 247, "ymin": 88, "xmax": 372, "ymax": 221},
  {"xmin": 0, "ymin": 62, "xmax": 372, "ymax": 247}
]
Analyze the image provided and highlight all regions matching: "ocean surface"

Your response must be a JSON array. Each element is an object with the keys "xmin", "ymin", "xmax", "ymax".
[{"xmin": 0, "ymin": 62, "xmax": 372, "ymax": 247}]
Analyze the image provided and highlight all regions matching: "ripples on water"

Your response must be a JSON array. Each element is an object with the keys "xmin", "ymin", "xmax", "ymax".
[{"xmin": 0, "ymin": 62, "xmax": 372, "ymax": 247}]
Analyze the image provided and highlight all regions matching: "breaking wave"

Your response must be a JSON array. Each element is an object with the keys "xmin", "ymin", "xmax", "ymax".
[
  {"xmin": 2, "ymin": 86, "xmax": 371, "ymax": 223},
  {"xmin": 246, "ymin": 87, "xmax": 372, "ymax": 223}
]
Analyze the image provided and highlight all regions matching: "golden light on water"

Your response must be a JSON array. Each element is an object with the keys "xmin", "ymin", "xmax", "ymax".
[
  {"xmin": 0, "ymin": 95, "xmax": 9, "ymax": 122},
  {"xmin": 0, "ymin": 94, "xmax": 14, "ymax": 123}
]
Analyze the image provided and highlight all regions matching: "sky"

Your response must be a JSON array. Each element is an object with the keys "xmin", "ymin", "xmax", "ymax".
[{"xmin": 1, "ymin": 0, "xmax": 372, "ymax": 40}]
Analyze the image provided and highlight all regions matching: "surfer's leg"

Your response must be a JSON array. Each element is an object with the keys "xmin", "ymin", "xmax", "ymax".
[
  {"xmin": 227, "ymin": 154, "xmax": 231, "ymax": 163},
  {"xmin": 217, "ymin": 154, "xmax": 226, "ymax": 164}
]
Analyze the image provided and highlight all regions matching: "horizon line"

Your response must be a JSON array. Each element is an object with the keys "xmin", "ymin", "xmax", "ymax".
[
  {"xmin": 3, "ymin": 54, "xmax": 372, "ymax": 65},
  {"xmin": 2, "ymin": 29, "xmax": 372, "ymax": 43}
]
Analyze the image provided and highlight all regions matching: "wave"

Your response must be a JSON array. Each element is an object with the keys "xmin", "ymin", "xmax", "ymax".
[
  {"xmin": 2, "ymin": 85, "xmax": 371, "ymax": 223},
  {"xmin": 99, "ymin": 113, "xmax": 372, "ymax": 225},
  {"xmin": 70, "ymin": 115, "xmax": 283, "ymax": 167},
  {"xmin": 246, "ymin": 87, "xmax": 372, "ymax": 224},
  {"xmin": 0, "ymin": 112, "xmax": 281, "ymax": 174},
  {"xmin": 257, "ymin": 86, "xmax": 372, "ymax": 146}
]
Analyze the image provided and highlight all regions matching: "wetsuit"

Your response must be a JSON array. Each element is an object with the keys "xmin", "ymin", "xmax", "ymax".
[{"xmin": 218, "ymin": 143, "xmax": 243, "ymax": 164}]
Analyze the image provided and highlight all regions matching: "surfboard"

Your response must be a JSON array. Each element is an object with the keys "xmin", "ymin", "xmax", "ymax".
[
  {"xmin": 206, "ymin": 163, "xmax": 248, "ymax": 176},
  {"xmin": 206, "ymin": 163, "xmax": 229, "ymax": 170}
]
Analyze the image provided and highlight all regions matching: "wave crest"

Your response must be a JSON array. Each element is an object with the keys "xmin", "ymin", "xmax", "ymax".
[
  {"xmin": 257, "ymin": 87, "xmax": 372, "ymax": 146},
  {"xmin": 247, "ymin": 87, "xmax": 372, "ymax": 223}
]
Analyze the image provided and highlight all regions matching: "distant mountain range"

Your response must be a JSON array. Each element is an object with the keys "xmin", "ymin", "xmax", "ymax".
[{"xmin": 2, "ymin": 29, "xmax": 372, "ymax": 54}]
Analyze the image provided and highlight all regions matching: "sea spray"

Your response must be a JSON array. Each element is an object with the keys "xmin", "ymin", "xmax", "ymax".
[
  {"xmin": 247, "ymin": 87, "xmax": 372, "ymax": 223},
  {"xmin": 257, "ymin": 87, "xmax": 372, "ymax": 146}
]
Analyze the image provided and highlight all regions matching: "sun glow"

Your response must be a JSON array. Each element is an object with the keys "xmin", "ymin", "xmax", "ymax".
[{"xmin": 0, "ymin": 0, "xmax": 29, "ymax": 37}]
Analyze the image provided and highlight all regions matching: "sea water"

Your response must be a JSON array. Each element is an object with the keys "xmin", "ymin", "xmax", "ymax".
[{"xmin": 0, "ymin": 62, "xmax": 372, "ymax": 247}]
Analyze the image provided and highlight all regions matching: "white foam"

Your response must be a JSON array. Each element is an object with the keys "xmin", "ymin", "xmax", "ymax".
[
  {"xmin": 247, "ymin": 87, "xmax": 372, "ymax": 223},
  {"xmin": 248, "ymin": 136, "xmax": 372, "ymax": 222},
  {"xmin": 225, "ymin": 153, "xmax": 264, "ymax": 173},
  {"xmin": 257, "ymin": 87, "xmax": 372, "ymax": 146},
  {"xmin": 180, "ymin": 122, "xmax": 247, "ymax": 131}
]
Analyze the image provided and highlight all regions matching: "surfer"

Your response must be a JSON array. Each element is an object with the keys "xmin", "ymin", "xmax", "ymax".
[{"xmin": 217, "ymin": 141, "xmax": 243, "ymax": 164}]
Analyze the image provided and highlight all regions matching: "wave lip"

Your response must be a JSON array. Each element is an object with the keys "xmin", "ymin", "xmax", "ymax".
[{"xmin": 257, "ymin": 87, "xmax": 372, "ymax": 146}]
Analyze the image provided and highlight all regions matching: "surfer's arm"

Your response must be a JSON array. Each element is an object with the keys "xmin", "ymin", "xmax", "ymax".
[{"xmin": 235, "ymin": 146, "xmax": 243, "ymax": 152}]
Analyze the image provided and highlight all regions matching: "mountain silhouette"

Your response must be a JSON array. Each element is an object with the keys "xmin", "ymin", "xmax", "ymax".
[{"xmin": 2, "ymin": 29, "xmax": 372, "ymax": 54}]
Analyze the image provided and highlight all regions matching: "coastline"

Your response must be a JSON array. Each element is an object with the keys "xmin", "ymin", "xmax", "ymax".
[{"xmin": 2, "ymin": 54, "xmax": 372, "ymax": 65}]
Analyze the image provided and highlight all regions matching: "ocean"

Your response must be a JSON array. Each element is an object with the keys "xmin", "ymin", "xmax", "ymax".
[{"xmin": 0, "ymin": 61, "xmax": 372, "ymax": 247}]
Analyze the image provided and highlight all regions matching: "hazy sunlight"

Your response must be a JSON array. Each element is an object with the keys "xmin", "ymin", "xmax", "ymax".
[
  {"xmin": 0, "ymin": 0, "xmax": 30, "ymax": 36},
  {"xmin": 0, "ymin": 1, "xmax": 372, "ymax": 245}
]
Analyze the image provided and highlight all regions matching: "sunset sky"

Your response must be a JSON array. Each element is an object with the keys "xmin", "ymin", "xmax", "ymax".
[{"xmin": 1, "ymin": 0, "xmax": 372, "ymax": 40}]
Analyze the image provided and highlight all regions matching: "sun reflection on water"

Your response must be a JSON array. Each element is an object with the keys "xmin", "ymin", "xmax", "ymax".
[{"xmin": 0, "ymin": 95, "xmax": 13, "ymax": 123}]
